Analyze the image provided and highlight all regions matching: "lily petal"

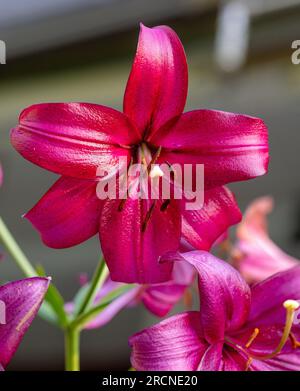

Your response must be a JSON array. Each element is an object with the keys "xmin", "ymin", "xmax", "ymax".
[
  {"xmin": 197, "ymin": 343, "xmax": 223, "ymax": 371},
  {"xmin": 142, "ymin": 284, "xmax": 186, "ymax": 318},
  {"xmin": 25, "ymin": 176, "xmax": 102, "ymax": 248},
  {"xmin": 11, "ymin": 103, "xmax": 135, "ymax": 179},
  {"xmin": 153, "ymin": 110, "xmax": 268, "ymax": 188},
  {"xmin": 141, "ymin": 258, "xmax": 194, "ymax": 317},
  {"xmin": 124, "ymin": 24, "xmax": 188, "ymax": 137},
  {"xmin": 166, "ymin": 251, "xmax": 251, "ymax": 343},
  {"xmin": 182, "ymin": 187, "xmax": 242, "ymax": 251},
  {"xmin": 129, "ymin": 312, "xmax": 207, "ymax": 371},
  {"xmin": 249, "ymin": 353, "xmax": 300, "ymax": 371},
  {"xmin": 99, "ymin": 198, "xmax": 181, "ymax": 283},
  {"xmin": 247, "ymin": 266, "xmax": 300, "ymax": 327},
  {"xmin": 233, "ymin": 196, "xmax": 298, "ymax": 283},
  {"xmin": 0, "ymin": 277, "xmax": 50, "ymax": 368}
]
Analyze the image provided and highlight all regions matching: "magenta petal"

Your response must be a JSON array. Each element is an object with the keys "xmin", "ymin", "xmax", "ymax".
[
  {"xmin": 197, "ymin": 343, "xmax": 223, "ymax": 371},
  {"xmin": 0, "ymin": 277, "xmax": 50, "ymax": 368},
  {"xmin": 222, "ymin": 349, "xmax": 248, "ymax": 371},
  {"xmin": 124, "ymin": 24, "xmax": 188, "ymax": 137},
  {"xmin": 25, "ymin": 176, "xmax": 102, "ymax": 248},
  {"xmin": 142, "ymin": 284, "xmax": 186, "ymax": 317},
  {"xmin": 11, "ymin": 103, "xmax": 135, "ymax": 179},
  {"xmin": 167, "ymin": 251, "xmax": 251, "ymax": 343},
  {"xmin": 142, "ymin": 260, "xmax": 195, "ymax": 317},
  {"xmin": 182, "ymin": 187, "xmax": 242, "ymax": 251},
  {"xmin": 249, "ymin": 353, "xmax": 300, "ymax": 371},
  {"xmin": 248, "ymin": 266, "xmax": 300, "ymax": 326},
  {"xmin": 99, "ymin": 198, "xmax": 181, "ymax": 283},
  {"xmin": 129, "ymin": 312, "xmax": 207, "ymax": 371},
  {"xmin": 154, "ymin": 109, "xmax": 269, "ymax": 188},
  {"xmin": 234, "ymin": 196, "xmax": 298, "ymax": 283}
]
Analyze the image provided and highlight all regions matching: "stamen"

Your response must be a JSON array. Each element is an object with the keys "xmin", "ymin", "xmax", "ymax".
[
  {"xmin": 141, "ymin": 202, "xmax": 156, "ymax": 233},
  {"xmin": 245, "ymin": 357, "xmax": 253, "ymax": 371},
  {"xmin": 289, "ymin": 332, "xmax": 300, "ymax": 349},
  {"xmin": 245, "ymin": 328, "xmax": 260, "ymax": 348},
  {"xmin": 148, "ymin": 146, "xmax": 162, "ymax": 171},
  {"xmin": 248, "ymin": 299, "xmax": 300, "ymax": 361},
  {"xmin": 118, "ymin": 198, "xmax": 127, "ymax": 212}
]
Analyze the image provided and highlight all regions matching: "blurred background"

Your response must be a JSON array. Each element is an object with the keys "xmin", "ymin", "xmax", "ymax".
[{"xmin": 0, "ymin": 0, "xmax": 300, "ymax": 370}]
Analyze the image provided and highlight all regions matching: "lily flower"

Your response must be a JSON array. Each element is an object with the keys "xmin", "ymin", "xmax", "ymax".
[
  {"xmin": 0, "ymin": 277, "xmax": 50, "ymax": 370},
  {"xmin": 130, "ymin": 251, "xmax": 300, "ymax": 371},
  {"xmin": 11, "ymin": 24, "xmax": 268, "ymax": 283},
  {"xmin": 66, "ymin": 260, "xmax": 195, "ymax": 329},
  {"xmin": 232, "ymin": 196, "xmax": 298, "ymax": 284}
]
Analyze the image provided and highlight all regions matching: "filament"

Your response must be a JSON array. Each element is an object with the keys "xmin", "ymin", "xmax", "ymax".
[{"xmin": 248, "ymin": 300, "xmax": 299, "ymax": 361}]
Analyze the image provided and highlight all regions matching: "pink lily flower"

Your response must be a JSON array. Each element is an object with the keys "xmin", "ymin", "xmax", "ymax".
[
  {"xmin": 11, "ymin": 24, "xmax": 268, "ymax": 283},
  {"xmin": 66, "ymin": 260, "xmax": 195, "ymax": 329},
  {"xmin": 130, "ymin": 251, "xmax": 300, "ymax": 371},
  {"xmin": 232, "ymin": 196, "xmax": 298, "ymax": 284},
  {"xmin": 0, "ymin": 277, "xmax": 50, "ymax": 370}
]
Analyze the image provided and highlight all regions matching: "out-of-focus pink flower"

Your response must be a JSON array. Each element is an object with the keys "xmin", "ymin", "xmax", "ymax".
[
  {"xmin": 130, "ymin": 251, "xmax": 300, "ymax": 371},
  {"xmin": 232, "ymin": 196, "xmax": 298, "ymax": 284},
  {"xmin": 66, "ymin": 260, "xmax": 195, "ymax": 329},
  {"xmin": 11, "ymin": 24, "xmax": 268, "ymax": 284},
  {"xmin": 0, "ymin": 277, "xmax": 50, "ymax": 370}
]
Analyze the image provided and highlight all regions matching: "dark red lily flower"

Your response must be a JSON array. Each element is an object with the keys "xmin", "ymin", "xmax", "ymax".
[
  {"xmin": 130, "ymin": 252, "xmax": 300, "ymax": 371},
  {"xmin": 11, "ymin": 24, "xmax": 268, "ymax": 283}
]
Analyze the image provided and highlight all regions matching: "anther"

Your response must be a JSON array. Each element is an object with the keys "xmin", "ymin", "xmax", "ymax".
[
  {"xmin": 148, "ymin": 146, "xmax": 162, "ymax": 170},
  {"xmin": 289, "ymin": 333, "xmax": 300, "ymax": 349},
  {"xmin": 160, "ymin": 199, "xmax": 171, "ymax": 212},
  {"xmin": 118, "ymin": 197, "xmax": 127, "ymax": 212},
  {"xmin": 141, "ymin": 202, "xmax": 156, "ymax": 233},
  {"xmin": 245, "ymin": 328, "xmax": 260, "ymax": 348}
]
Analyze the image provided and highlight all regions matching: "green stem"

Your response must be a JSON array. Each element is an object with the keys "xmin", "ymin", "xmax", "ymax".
[
  {"xmin": 65, "ymin": 327, "xmax": 80, "ymax": 371},
  {"xmin": 76, "ymin": 257, "xmax": 109, "ymax": 316},
  {"xmin": 0, "ymin": 217, "xmax": 37, "ymax": 277}
]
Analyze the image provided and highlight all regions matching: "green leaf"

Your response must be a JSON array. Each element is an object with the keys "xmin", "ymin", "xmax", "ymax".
[
  {"xmin": 36, "ymin": 264, "xmax": 69, "ymax": 328},
  {"xmin": 38, "ymin": 302, "xmax": 59, "ymax": 325},
  {"xmin": 71, "ymin": 283, "xmax": 91, "ymax": 318}
]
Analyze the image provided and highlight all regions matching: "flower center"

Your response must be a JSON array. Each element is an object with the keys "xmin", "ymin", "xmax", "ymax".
[
  {"xmin": 118, "ymin": 142, "xmax": 170, "ymax": 232},
  {"xmin": 226, "ymin": 299, "xmax": 300, "ymax": 370}
]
